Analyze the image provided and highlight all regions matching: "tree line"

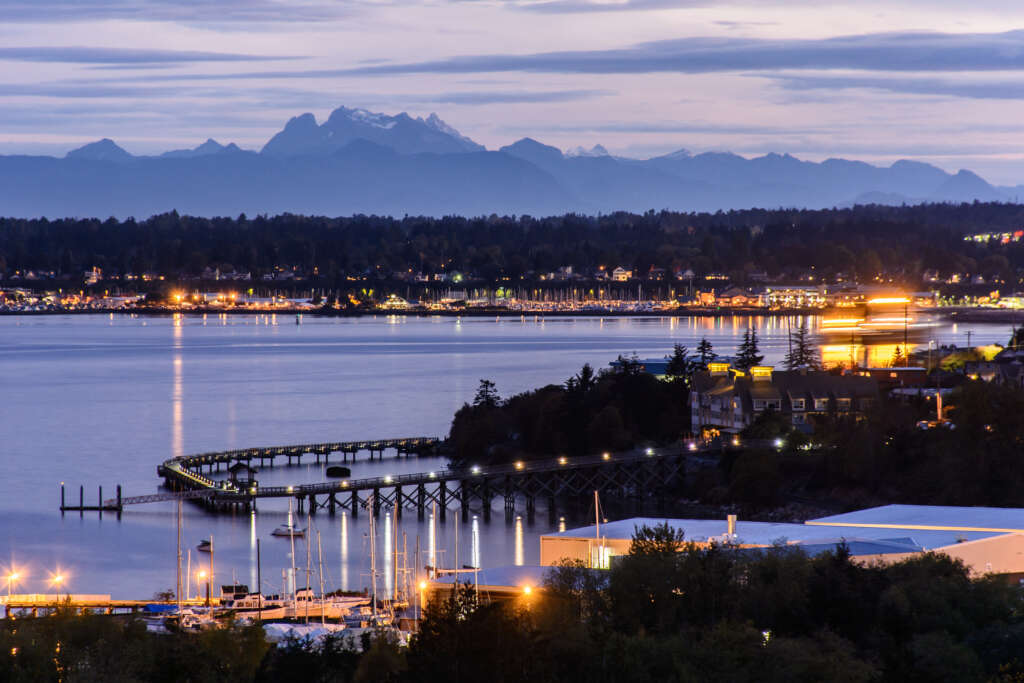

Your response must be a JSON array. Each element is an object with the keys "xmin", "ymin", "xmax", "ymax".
[{"xmin": 3, "ymin": 203, "xmax": 1024, "ymax": 285}]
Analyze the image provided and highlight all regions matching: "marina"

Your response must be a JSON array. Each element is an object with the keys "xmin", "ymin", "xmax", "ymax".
[{"xmin": 1, "ymin": 313, "xmax": 1015, "ymax": 601}]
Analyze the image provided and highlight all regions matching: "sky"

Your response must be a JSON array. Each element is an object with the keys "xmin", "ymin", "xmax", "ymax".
[{"xmin": 4, "ymin": 0, "xmax": 1024, "ymax": 184}]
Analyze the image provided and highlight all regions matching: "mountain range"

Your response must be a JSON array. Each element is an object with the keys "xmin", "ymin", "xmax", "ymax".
[{"xmin": 0, "ymin": 105, "xmax": 1016, "ymax": 218}]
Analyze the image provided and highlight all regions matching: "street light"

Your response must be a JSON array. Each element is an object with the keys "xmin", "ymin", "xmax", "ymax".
[
  {"xmin": 6, "ymin": 570, "xmax": 20, "ymax": 599},
  {"xmin": 198, "ymin": 570, "xmax": 211, "ymax": 606},
  {"xmin": 51, "ymin": 573, "xmax": 65, "ymax": 603}
]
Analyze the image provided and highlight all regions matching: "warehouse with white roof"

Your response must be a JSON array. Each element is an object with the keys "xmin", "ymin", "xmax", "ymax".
[{"xmin": 539, "ymin": 505, "xmax": 1024, "ymax": 579}]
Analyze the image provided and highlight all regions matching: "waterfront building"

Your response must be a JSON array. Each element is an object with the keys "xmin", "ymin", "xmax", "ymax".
[
  {"xmin": 540, "ymin": 505, "xmax": 1024, "ymax": 581},
  {"xmin": 689, "ymin": 363, "xmax": 877, "ymax": 433}
]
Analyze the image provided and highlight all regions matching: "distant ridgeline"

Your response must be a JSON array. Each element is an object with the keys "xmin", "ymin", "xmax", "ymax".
[
  {"xmin": 3, "ymin": 202, "xmax": 1024, "ymax": 287},
  {"xmin": 0, "ymin": 105, "xmax": 1018, "ymax": 219}
]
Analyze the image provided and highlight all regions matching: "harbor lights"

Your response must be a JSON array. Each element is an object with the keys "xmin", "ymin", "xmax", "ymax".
[
  {"xmin": 558, "ymin": 457, "xmax": 568, "ymax": 466},
  {"xmin": 602, "ymin": 452, "xmax": 611, "ymax": 461},
  {"xmin": 645, "ymin": 447, "xmax": 655, "ymax": 456},
  {"xmin": 471, "ymin": 466, "xmax": 481, "ymax": 475},
  {"xmin": 198, "ymin": 570, "xmax": 211, "ymax": 606},
  {"xmin": 50, "ymin": 572, "xmax": 65, "ymax": 602},
  {"xmin": 6, "ymin": 569, "xmax": 21, "ymax": 598},
  {"xmin": 514, "ymin": 461, "xmax": 525, "ymax": 470}
]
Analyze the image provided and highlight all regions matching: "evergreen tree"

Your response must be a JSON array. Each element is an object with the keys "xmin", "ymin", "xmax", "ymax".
[
  {"xmin": 734, "ymin": 326, "xmax": 764, "ymax": 372},
  {"xmin": 694, "ymin": 337, "xmax": 716, "ymax": 372},
  {"xmin": 784, "ymin": 319, "xmax": 821, "ymax": 369},
  {"xmin": 891, "ymin": 346, "xmax": 905, "ymax": 367},
  {"xmin": 665, "ymin": 344, "xmax": 690, "ymax": 381},
  {"xmin": 473, "ymin": 379, "xmax": 500, "ymax": 409}
]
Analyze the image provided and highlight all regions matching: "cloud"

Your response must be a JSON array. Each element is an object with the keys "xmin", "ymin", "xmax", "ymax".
[
  {"xmin": 504, "ymin": 120, "xmax": 835, "ymax": 135},
  {"xmin": 515, "ymin": 0, "xmax": 693, "ymax": 14},
  {"xmin": 0, "ymin": 47, "xmax": 298, "ymax": 64},
  {"xmin": 412, "ymin": 89, "xmax": 613, "ymax": 104},
  {"xmin": 0, "ymin": 0, "xmax": 348, "ymax": 23},
  {"xmin": 330, "ymin": 29, "xmax": 1024, "ymax": 76},
  {"xmin": 769, "ymin": 74, "xmax": 1024, "ymax": 100}
]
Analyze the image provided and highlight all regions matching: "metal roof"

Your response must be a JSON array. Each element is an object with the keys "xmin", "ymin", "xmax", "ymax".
[
  {"xmin": 545, "ymin": 516, "xmax": 1005, "ymax": 551},
  {"xmin": 808, "ymin": 504, "xmax": 1024, "ymax": 533}
]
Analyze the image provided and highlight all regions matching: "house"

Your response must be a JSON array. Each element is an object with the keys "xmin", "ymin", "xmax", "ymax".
[
  {"xmin": 716, "ymin": 286, "xmax": 753, "ymax": 306},
  {"xmin": 611, "ymin": 267, "xmax": 632, "ymax": 282},
  {"xmin": 689, "ymin": 363, "xmax": 878, "ymax": 433},
  {"xmin": 647, "ymin": 267, "xmax": 667, "ymax": 281}
]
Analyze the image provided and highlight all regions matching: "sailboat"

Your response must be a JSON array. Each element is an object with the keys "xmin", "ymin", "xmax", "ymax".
[{"xmin": 271, "ymin": 500, "xmax": 305, "ymax": 537}]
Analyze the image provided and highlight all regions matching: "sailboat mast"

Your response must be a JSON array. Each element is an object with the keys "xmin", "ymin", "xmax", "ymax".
[
  {"xmin": 305, "ymin": 511, "xmax": 312, "ymax": 624},
  {"xmin": 317, "ymin": 530, "xmax": 325, "ymax": 626},
  {"xmin": 370, "ymin": 494, "xmax": 377, "ymax": 621},
  {"xmin": 176, "ymin": 498, "xmax": 183, "ymax": 613},
  {"xmin": 209, "ymin": 534, "xmax": 214, "ymax": 608},
  {"xmin": 288, "ymin": 498, "xmax": 297, "ymax": 609}
]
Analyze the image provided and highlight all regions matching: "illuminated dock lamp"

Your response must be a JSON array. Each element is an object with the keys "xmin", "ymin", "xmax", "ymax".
[
  {"xmin": 602, "ymin": 452, "xmax": 611, "ymax": 461},
  {"xmin": 522, "ymin": 585, "xmax": 532, "ymax": 596},
  {"xmin": 6, "ymin": 570, "xmax": 21, "ymax": 598},
  {"xmin": 558, "ymin": 457, "xmax": 568, "ymax": 466},
  {"xmin": 198, "ymin": 570, "xmax": 211, "ymax": 606},
  {"xmin": 514, "ymin": 461, "xmax": 525, "ymax": 470},
  {"xmin": 50, "ymin": 572, "xmax": 66, "ymax": 602}
]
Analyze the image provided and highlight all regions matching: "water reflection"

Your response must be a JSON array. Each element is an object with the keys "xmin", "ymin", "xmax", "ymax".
[
  {"xmin": 340, "ymin": 513, "xmax": 349, "ymax": 591},
  {"xmin": 172, "ymin": 317, "xmax": 183, "ymax": 459},
  {"xmin": 472, "ymin": 515, "xmax": 480, "ymax": 569},
  {"xmin": 514, "ymin": 516, "xmax": 523, "ymax": 566},
  {"xmin": 384, "ymin": 511, "xmax": 393, "ymax": 597}
]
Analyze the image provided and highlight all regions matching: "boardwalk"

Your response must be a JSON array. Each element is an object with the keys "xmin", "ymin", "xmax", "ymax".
[
  {"xmin": 154, "ymin": 444, "xmax": 687, "ymax": 522},
  {"xmin": 66, "ymin": 436, "xmax": 692, "ymax": 522}
]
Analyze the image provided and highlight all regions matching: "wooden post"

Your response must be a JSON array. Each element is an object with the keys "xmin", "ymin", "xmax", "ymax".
[
  {"xmin": 60, "ymin": 483, "xmax": 65, "ymax": 512},
  {"xmin": 79, "ymin": 485, "xmax": 84, "ymax": 515}
]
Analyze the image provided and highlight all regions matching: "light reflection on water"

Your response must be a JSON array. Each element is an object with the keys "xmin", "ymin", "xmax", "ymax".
[{"xmin": 0, "ymin": 314, "xmax": 1014, "ymax": 597}]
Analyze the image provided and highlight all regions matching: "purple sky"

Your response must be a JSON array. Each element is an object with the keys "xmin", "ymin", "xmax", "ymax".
[{"xmin": 3, "ymin": 0, "xmax": 1024, "ymax": 183}]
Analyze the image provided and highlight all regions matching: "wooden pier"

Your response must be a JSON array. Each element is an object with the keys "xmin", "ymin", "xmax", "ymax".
[{"xmin": 61, "ymin": 435, "xmax": 694, "ymax": 521}]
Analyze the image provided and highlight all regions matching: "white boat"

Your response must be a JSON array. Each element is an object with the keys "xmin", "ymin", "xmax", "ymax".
[{"xmin": 271, "ymin": 525, "xmax": 305, "ymax": 537}]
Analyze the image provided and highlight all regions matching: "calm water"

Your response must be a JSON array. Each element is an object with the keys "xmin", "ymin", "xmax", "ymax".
[{"xmin": 0, "ymin": 313, "xmax": 1012, "ymax": 598}]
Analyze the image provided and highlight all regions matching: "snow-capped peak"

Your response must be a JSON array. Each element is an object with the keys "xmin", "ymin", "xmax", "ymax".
[
  {"xmin": 565, "ymin": 144, "xmax": 610, "ymax": 158},
  {"xmin": 344, "ymin": 107, "xmax": 397, "ymax": 129}
]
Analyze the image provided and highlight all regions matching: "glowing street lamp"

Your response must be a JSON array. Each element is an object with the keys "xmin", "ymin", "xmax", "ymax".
[
  {"xmin": 6, "ymin": 570, "xmax": 21, "ymax": 599},
  {"xmin": 198, "ymin": 570, "xmax": 211, "ymax": 606},
  {"xmin": 51, "ymin": 572, "xmax": 65, "ymax": 602}
]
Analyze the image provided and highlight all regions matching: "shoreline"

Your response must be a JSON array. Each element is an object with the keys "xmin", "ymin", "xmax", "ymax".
[{"xmin": 3, "ymin": 306, "xmax": 1022, "ymax": 324}]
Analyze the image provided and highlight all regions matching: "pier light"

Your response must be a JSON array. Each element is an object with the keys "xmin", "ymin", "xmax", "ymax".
[
  {"xmin": 419, "ymin": 581, "xmax": 427, "ymax": 590},
  {"xmin": 514, "ymin": 461, "xmax": 525, "ymax": 470},
  {"xmin": 428, "ymin": 472, "xmax": 436, "ymax": 479},
  {"xmin": 384, "ymin": 476, "xmax": 393, "ymax": 484},
  {"xmin": 558, "ymin": 457, "xmax": 568, "ymax": 465},
  {"xmin": 341, "ymin": 480, "xmax": 349, "ymax": 487},
  {"xmin": 287, "ymin": 485, "xmax": 294, "ymax": 493},
  {"xmin": 50, "ymin": 572, "xmax": 66, "ymax": 601},
  {"xmin": 6, "ymin": 570, "xmax": 21, "ymax": 598},
  {"xmin": 471, "ymin": 466, "xmax": 481, "ymax": 475},
  {"xmin": 687, "ymin": 442, "xmax": 698, "ymax": 452},
  {"xmin": 602, "ymin": 452, "xmax": 611, "ymax": 461},
  {"xmin": 645, "ymin": 447, "xmax": 654, "ymax": 456}
]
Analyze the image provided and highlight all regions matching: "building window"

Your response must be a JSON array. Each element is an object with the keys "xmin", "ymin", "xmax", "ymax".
[
  {"xmin": 814, "ymin": 399, "xmax": 828, "ymax": 411},
  {"xmin": 791, "ymin": 398, "xmax": 805, "ymax": 411}
]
